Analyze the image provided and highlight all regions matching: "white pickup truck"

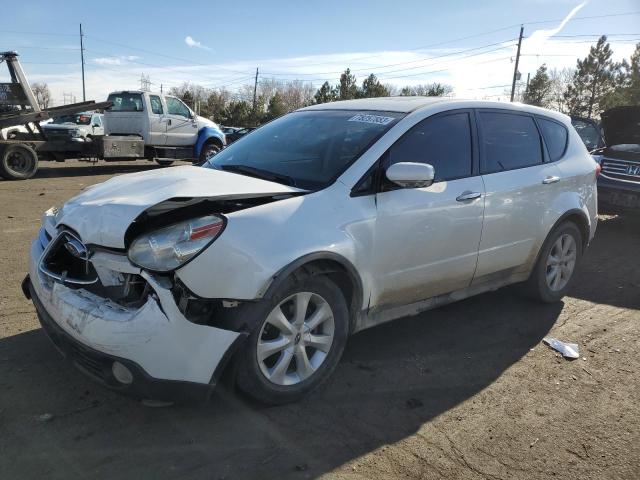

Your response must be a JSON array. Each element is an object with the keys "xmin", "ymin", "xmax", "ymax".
[{"xmin": 103, "ymin": 91, "xmax": 226, "ymax": 165}]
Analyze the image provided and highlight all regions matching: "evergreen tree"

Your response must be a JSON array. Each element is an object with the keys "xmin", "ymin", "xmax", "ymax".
[
  {"xmin": 360, "ymin": 74, "xmax": 389, "ymax": 98},
  {"xmin": 266, "ymin": 92, "xmax": 286, "ymax": 120},
  {"xmin": 338, "ymin": 68, "xmax": 358, "ymax": 100},
  {"xmin": 399, "ymin": 83, "xmax": 452, "ymax": 97},
  {"xmin": 564, "ymin": 36, "xmax": 617, "ymax": 118},
  {"xmin": 523, "ymin": 64, "xmax": 552, "ymax": 107},
  {"xmin": 314, "ymin": 81, "xmax": 337, "ymax": 104}
]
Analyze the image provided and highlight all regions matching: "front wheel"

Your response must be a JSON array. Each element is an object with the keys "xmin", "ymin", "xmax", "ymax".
[
  {"xmin": 198, "ymin": 140, "xmax": 221, "ymax": 164},
  {"xmin": 525, "ymin": 221, "xmax": 583, "ymax": 303},
  {"xmin": 235, "ymin": 273, "xmax": 350, "ymax": 404},
  {"xmin": 0, "ymin": 144, "xmax": 39, "ymax": 180}
]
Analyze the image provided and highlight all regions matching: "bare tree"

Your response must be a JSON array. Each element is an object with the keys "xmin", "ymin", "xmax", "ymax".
[
  {"xmin": 31, "ymin": 82, "xmax": 51, "ymax": 109},
  {"xmin": 548, "ymin": 68, "xmax": 574, "ymax": 113}
]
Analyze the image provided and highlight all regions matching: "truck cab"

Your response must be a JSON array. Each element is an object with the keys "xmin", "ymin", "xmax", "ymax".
[{"xmin": 104, "ymin": 91, "xmax": 225, "ymax": 163}]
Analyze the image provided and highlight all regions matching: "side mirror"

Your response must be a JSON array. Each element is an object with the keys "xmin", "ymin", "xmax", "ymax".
[
  {"xmin": 385, "ymin": 162, "xmax": 435, "ymax": 188},
  {"xmin": 92, "ymin": 123, "xmax": 100, "ymax": 128}
]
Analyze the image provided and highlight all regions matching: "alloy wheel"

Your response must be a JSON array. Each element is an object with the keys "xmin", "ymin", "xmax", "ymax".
[
  {"xmin": 257, "ymin": 292, "xmax": 335, "ymax": 386},
  {"xmin": 545, "ymin": 233, "xmax": 577, "ymax": 291}
]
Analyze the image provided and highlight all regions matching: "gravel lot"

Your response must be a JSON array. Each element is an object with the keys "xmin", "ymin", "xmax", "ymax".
[{"xmin": 0, "ymin": 160, "xmax": 638, "ymax": 480}]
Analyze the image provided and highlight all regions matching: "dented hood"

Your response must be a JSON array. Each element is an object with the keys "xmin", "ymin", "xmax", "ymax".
[{"xmin": 57, "ymin": 165, "xmax": 300, "ymax": 248}]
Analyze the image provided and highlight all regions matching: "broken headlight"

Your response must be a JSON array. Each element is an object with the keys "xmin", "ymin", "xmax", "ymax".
[{"xmin": 128, "ymin": 214, "xmax": 225, "ymax": 272}]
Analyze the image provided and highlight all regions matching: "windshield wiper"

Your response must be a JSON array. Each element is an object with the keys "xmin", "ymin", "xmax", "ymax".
[{"xmin": 220, "ymin": 164, "xmax": 297, "ymax": 187}]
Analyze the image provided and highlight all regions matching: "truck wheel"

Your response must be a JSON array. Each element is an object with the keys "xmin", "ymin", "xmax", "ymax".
[
  {"xmin": 198, "ymin": 140, "xmax": 221, "ymax": 163},
  {"xmin": 0, "ymin": 144, "xmax": 39, "ymax": 180},
  {"xmin": 155, "ymin": 159, "xmax": 174, "ymax": 167}
]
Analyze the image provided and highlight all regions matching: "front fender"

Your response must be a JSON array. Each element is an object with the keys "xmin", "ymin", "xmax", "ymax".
[
  {"xmin": 194, "ymin": 127, "xmax": 226, "ymax": 157},
  {"xmin": 175, "ymin": 183, "xmax": 375, "ymax": 310}
]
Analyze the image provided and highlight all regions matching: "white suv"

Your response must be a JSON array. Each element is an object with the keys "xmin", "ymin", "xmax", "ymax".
[{"xmin": 24, "ymin": 97, "xmax": 597, "ymax": 404}]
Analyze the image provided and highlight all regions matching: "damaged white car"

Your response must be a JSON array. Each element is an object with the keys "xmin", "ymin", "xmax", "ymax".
[{"xmin": 23, "ymin": 97, "xmax": 598, "ymax": 404}]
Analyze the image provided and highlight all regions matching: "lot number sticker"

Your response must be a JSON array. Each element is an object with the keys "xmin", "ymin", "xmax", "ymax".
[{"xmin": 348, "ymin": 114, "xmax": 395, "ymax": 125}]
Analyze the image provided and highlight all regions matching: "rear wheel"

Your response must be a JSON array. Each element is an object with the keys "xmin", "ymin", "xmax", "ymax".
[
  {"xmin": 0, "ymin": 144, "xmax": 38, "ymax": 180},
  {"xmin": 235, "ymin": 273, "xmax": 349, "ymax": 404},
  {"xmin": 525, "ymin": 221, "xmax": 582, "ymax": 303}
]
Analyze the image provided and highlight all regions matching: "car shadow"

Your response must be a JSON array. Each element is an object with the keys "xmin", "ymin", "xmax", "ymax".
[
  {"xmin": 0, "ymin": 288, "xmax": 562, "ymax": 479},
  {"xmin": 568, "ymin": 214, "xmax": 640, "ymax": 310}
]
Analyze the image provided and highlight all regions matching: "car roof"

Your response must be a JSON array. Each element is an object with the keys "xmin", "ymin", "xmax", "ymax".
[{"xmin": 299, "ymin": 97, "xmax": 570, "ymax": 123}]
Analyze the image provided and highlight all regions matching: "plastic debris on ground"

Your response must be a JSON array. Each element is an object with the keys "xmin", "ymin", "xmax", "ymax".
[{"xmin": 543, "ymin": 337, "xmax": 580, "ymax": 359}]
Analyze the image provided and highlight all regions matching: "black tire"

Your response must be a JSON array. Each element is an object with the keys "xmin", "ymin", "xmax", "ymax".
[
  {"xmin": 198, "ymin": 140, "xmax": 221, "ymax": 163},
  {"xmin": 525, "ymin": 221, "xmax": 583, "ymax": 303},
  {"xmin": 0, "ymin": 144, "xmax": 38, "ymax": 180},
  {"xmin": 155, "ymin": 159, "xmax": 174, "ymax": 167},
  {"xmin": 235, "ymin": 272, "xmax": 350, "ymax": 405}
]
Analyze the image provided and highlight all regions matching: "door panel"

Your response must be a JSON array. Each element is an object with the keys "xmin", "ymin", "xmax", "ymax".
[
  {"xmin": 148, "ymin": 95, "xmax": 167, "ymax": 145},
  {"xmin": 164, "ymin": 96, "xmax": 198, "ymax": 146},
  {"xmin": 372, "ymin": 178, "xmax": 485, "ymax": 307},
  {"xmin": 474, "ymin": 162, "xmax": 562, "ymax": 281},
  {"xmin": 473, "ymin": 109, "xmax": 561, "ymax": 283},
  {"xmin": 370, "ymin": 109, "xmax": 484, "ymax": 309}
]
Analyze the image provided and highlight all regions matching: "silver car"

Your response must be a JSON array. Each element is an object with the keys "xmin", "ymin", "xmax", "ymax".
[{"xmin": 25, "ymin": 97, "xmax": 597, "ymax": 404}]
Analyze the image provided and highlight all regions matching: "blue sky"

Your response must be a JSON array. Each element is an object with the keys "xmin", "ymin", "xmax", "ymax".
[{"xmin": 2, "ymin": 0, "xmax": 639, "ymax": 105}]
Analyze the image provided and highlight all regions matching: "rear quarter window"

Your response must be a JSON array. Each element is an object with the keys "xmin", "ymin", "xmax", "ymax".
[{"xmin": 538, "ymin": 118, "xmax": 568, "ymax": 161}]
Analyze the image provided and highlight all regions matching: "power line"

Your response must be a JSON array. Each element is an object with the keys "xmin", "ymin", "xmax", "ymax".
[{"xmin": 261, "ymin": 39, "xmax": 517, "ymax": 76}]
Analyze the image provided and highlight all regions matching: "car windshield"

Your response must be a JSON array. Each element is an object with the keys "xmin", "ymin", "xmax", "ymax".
[
  {"xmin": 204, "ymin": 110, "xmax": 403, "ymax": 190},
  {"xmin": 51, "ymin": 114, "xmax": 92, "ymax": 125},
  {"xmin": 571, "ymin": 119, "xmax": 603, "ymax": 151}
]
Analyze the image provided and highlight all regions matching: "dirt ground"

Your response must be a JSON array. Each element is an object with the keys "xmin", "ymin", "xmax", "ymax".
[{"xmin": 0, "ymin": 159, "xmax": 638, "ymax": 480}]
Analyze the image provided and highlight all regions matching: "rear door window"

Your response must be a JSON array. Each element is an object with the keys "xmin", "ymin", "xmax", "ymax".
[
  {"xmin": 149, "ymin": 95, "xmax": 163, "ymax": 115},
  {"xmin": 479, "ymin": 111, "xmax": 543, "ymax": 173},
  {"xmin": 385, "ymin": 111, "xmax": 473, "ymax": 181},
  {"xmin": 107, "ymin": 93, "xmax": 144, "ymax": 112},
  {"xmin": 538, "ymin": 118, "xmax": 568, "ymax": 161}
]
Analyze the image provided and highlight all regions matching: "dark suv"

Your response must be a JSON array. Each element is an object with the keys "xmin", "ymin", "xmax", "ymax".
[
  {"xmin": 591, "ymin": 107, "xmax": 640, "ymax": 214},
  {"xmin": 573, "ymin": 108, "xmax": 640, "ymax": 215}
]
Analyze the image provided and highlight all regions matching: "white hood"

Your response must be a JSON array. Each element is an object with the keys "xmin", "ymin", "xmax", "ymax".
[{"xmin": 57, "ymin": 166, "xmax": 300, "ymax": 248}]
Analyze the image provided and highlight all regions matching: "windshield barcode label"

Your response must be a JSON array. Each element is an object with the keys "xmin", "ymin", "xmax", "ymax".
[{"xmin": 348, "ymin": 114, "xmax": 394, "ymax": 125}]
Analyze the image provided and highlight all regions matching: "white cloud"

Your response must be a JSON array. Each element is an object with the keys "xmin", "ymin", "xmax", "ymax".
[
  {"xmin": 93, "ymin": 55, "xmax": 140, "ymax": 66},
  {"xmin": 185, "ymin": 36, "xmax": 210, "ymax": 50},
  {"xmin": 524, "ymin": 2, "xmax": 587, "ymax": 52}
]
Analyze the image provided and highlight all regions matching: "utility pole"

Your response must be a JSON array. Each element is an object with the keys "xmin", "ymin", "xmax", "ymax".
[
  {"xmin": 252, "ymin": 67, "xmax": 259, "ymax": 113},
  {"xmin": 80, "ymin": 23, "xmax": 86, "ymax": 102},
  {"xmin": 510, "ymin": 25, "xmax": 524, "ymax": 102}
]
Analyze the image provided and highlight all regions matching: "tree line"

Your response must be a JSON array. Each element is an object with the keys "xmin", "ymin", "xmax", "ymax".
[
  {"xmin": 522, "ymin": 36, "xmax": 639, "ymax": 118},
  {"xmin": 169, "ymin": 70, "xmax": 453, "ymax": 127}
]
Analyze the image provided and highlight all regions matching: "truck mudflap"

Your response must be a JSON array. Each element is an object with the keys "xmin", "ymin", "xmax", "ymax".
[{"xmin": 102, "ymin": 135, "xmax": 145, "ymax": 159}]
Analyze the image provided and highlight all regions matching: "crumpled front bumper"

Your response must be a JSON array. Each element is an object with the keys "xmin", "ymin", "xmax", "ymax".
[{"xmin": 26, "ymin": 235, "xmax": 242, "ymax": 400}]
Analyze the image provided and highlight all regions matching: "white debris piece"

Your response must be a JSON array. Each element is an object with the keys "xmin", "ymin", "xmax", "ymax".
[{"xmin": 543, "ymin": 337, "xmax": 580, "ymax": 359}]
